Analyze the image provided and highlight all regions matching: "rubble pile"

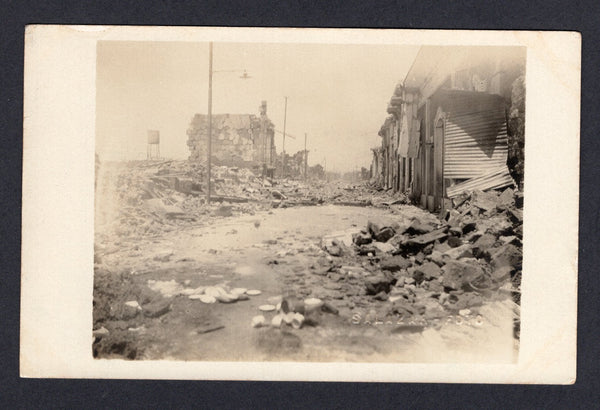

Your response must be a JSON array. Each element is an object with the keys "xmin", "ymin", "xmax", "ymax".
[
  {"xmin": 93, "ymin": 266, "xmax": 241, "ymax": 359},
  {"xmin": 96, "ymin": 160, "xmax": 405, "ymax": 241},
  {"xmin": 92, "ymin": 267, "xmax": 172, "ymax": 359},
  {"xmin": 272, "ymin": 179, "xmax": 408, "ymax": 208},
  {"xmin": 96, "ymin": 160, "xmax": 205, "ymax": 238},
  {"xmin": 315, "ymin": 187, "xmax": 522, "ymax": 332},
  {"xmin": 94, "ymin": 158, "xmax": 523, "ymax": 360},
  {"xmin": 316, "ymin": 180, "xmax": 409, "ymax": 207},
  {"xmin": 96, "ymin": 160, "xmax": 275, "ymax": 239}
]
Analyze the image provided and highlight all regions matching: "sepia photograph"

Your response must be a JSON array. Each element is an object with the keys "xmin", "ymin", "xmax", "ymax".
[
  {"xmin": 93, "ymin": 41, "xmax": 525, "ymax": 362},
  {"xmin": 21, "ymin": 26, "xmax": 579, "ymax": 382}
]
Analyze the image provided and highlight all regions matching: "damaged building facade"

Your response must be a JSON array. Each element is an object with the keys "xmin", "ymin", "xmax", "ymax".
[
  {"xmin": 187, "ymin": 101, "xmax": 276, "ymax": 173},
  {"xmin": 275, "ymin": 150, "xmax": 309, "ymax": 179},
  {"xmin": 372, "ymin": 46, "xmax": 526, "ymax": 212}
]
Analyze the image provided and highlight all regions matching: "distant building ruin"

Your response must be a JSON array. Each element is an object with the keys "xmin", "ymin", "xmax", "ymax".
[
  {"xmin": 275, "ymin": 150, "xmax": 309, "ymax": 179},
  {"xmin": 186, "ymin": 101, "xmax": 276, "ymax": 171}
]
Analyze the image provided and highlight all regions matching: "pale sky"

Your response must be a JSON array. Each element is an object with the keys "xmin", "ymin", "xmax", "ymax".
[{"xmin": 96, "ymin": 41, "xmax": 419, "ymax": 172}]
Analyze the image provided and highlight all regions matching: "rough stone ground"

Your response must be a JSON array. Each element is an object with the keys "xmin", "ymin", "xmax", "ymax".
[{"xmin": 93, "ymin": 161, "xmax": 522, "ymax": 362}]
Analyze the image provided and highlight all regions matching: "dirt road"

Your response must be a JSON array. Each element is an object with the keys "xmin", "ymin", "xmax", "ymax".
[{"xmin": 93, "ymin": 204, "xmax": 518, "ymax": 363}]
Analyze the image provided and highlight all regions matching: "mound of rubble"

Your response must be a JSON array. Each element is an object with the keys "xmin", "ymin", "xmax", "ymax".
[
  {"xmin": 96, "ymin": 160, "xmax": 276, "ymax": 238},
  {"xmin": 316, "ymin": 187, "xmax": 522, "ymax": 334},
  {"xmin": 95, "ymin": 160, "xmax": 403, "ymax": 241}
]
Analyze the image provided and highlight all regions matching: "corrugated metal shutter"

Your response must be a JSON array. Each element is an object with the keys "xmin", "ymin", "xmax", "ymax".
[
  {"xmin": 443, "ymin": 106, "xmax": 508, "ymax": 179},
  {"xmin": 446, "ymin": 165, "xmax": 514, "ymax": 198}
]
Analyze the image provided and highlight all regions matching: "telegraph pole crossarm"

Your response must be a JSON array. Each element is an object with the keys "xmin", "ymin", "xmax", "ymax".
[{"xmin": 281, "ymin": 96, "xmax": 288, "ymax": 178}]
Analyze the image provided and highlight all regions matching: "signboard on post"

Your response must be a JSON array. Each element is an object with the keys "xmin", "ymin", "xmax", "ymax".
[
  {"xmin": 147, "ymin": 130, "xmax": 160, "ymax": 145},
  {"xmin": 147, "ymin": 130, "xmax": 160, "ymax": 159}
]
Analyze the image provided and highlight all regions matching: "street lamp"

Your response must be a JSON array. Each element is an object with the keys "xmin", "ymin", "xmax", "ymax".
[
  {"xmin": 206, "ymin": 42, "xmax": 251, "ymax": 204},
  {"xmin": 281, "ymin": 96, "xmax": 288, "ymax": 178}
]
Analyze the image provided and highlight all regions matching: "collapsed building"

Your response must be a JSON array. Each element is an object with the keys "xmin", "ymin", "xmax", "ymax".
[
  {"xmin": 371, "ymin": 46, "xmax": 526, "ymax": 212},
  {"xmin": 187, "ymin": 101, "xmax": 276, "ymax": 175},
  {"xmin": 275, "ymin": 150, "xmax": 309, "ymax": 179}
]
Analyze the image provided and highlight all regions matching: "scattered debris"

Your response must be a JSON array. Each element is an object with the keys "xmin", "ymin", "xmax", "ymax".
[
  {"xmin": 321, "ymin": 302, "xmax": 339, "ymax": 315},
  {"xmin": 147, "ymin": 280, "xmax": 183, "ymax": 298},
  {"xmin": 196, "ymin": 295, "xmax": 216, "ymax": 303},
  {"xmin": 251, "ymin": 315, "xmax": 266, "ymax": 328},
  {"xmin": 196, "ymin": 325, "xmax": 225, "ymax": 334},
  {"xmin": 125, "ymin": 300, "xmax": 142, "ymax": 310},
  {"xmin": 95, "ymin": 158, "xmax": 522, "ymax": 360},
  {"xmin": 303, "ymin": 298, "xmax": 324, "ymax": 312},
  {"xmin": 216, "ymin": 293, "xmax": 238, "ymax": 303},
  {"xmin": 291, "ymin": 313, "xmax": 305, "ymax": 329},
  {"xmin": 271, "ymin": 314, "xmax": 283, "ymax": 328},
  {"xmin": 281, "ymin": 297, "xmax": 305, "ymax": 314},
  {"xmin": 95, "ymin": 160, "xmax": 401, "ymax": 245},
  {"xmin": 305, "ymin": 186, "xmax": 522, "ymax": 328},
  {"xmin": 143, "ymin": 299, "xmax": 172, "ymax": 318},
  {"xmin": 93, "ymin": 327, "xmax": 109, "ymax": 338}
]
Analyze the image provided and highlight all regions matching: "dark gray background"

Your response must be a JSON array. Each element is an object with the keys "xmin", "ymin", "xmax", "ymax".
[{"xmin": 2, "ymin": 1, "xmax": 597, "ymax": 408}]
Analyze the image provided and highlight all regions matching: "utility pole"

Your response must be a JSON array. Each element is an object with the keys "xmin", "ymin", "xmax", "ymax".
[
  {"xmin": 304, "ymin": 132, "xmax": 307, "ymax": 182},
  {"xmin": 282, "ymin": 96, "xmax": 288, "ymax": 178},
  {"xmin": 207, "ymin": 42, "xmax": 213, "ymax": 204},
  {"xmin": 205, "ymin": 44, "xmax": 251, "ymax": 198}
]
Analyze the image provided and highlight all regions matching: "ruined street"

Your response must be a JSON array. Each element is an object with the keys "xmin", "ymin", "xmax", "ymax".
[
  {"xmin": 18, "ymin": 25, "xmax": 583, "ymax": 391},
  {"xmin": 91, "ymin": 43, "xmax": 527, "ymax": 365},
  {"xmin": 93, "ymin": 160, "xmax": 522, "ymax": 362}
]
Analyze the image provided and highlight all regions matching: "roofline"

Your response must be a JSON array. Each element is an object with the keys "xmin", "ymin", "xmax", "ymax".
[{"xmin": 402, "ymin": 45, "xmax": 423, "ymax": 87}]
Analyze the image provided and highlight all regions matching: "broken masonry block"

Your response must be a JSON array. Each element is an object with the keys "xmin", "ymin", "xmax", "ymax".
[
  {"xmin": 352, "ymin": 232, "xmax": 373, "ymax": 246},
  {"xmin": 406, "ymin": 220, "xmax": 435, "ymax": 235},
  {"xmin": 379, "ymin": 255, "xmax": 411, "ymax": 272},
  {"xmin": 489, "ymin": 244, "xmax": 523, "ymax": 271},
  {"xmin": 472, "ymin": 233, "xmax": 497, "ymax": 258},
  {"xmin": 365, "ymin": 273, "xmax": 397, "ymax": 295},
  {"xmin": 415, "ymin": 262, "xmax": 442, "ymax": 281},
  {"xmin": 405, "ymin": 228, "xmax": 448, "ymax": 247},
  {"xmin": 447, "ymin": 236, "xmax": 463, "ymax": 248},
  {"xmin": 374, "ymin": 226, "xmax": 396, "ymax": 243},
  {"xmin": 441, "ymin": 260, "xmax": 485, "ymax": 291}
]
